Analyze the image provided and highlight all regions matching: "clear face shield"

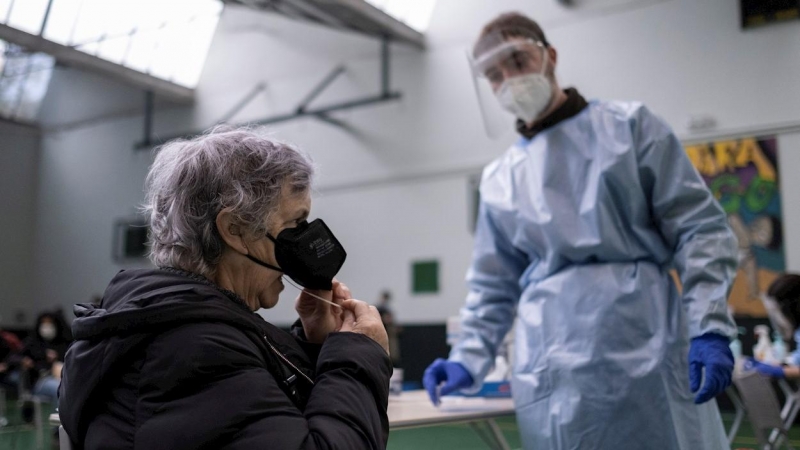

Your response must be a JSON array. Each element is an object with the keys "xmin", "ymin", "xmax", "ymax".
[
  {"xmin": 760, "ymin": 293, "xmax": 796, "ymax": 341},
  {"xmin": 468, "ymin": 33, "xmax": 552, "ymax": 139}
]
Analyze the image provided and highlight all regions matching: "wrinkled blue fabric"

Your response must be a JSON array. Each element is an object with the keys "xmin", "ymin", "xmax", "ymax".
[
  {"xmin": 422, "ymin": 358, "xmax": 473, "ymax": 406},
  {"xmin": 448, "ymin": 101, "xmax": 738, "ymax": 450},
  {"xmin": 689, "ymin": 333, "xmax": 734, "ymax": 403},
  {"xmin": 744, "ymin": 358, "xmax": 786, "ymax": 378}
]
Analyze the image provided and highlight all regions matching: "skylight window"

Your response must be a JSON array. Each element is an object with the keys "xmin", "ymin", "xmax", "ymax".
[
  {"xmin": 6, "ymin": 0, "xmax": 51, "ymax": 35},
  {"xmin": 0, "ymin": 39, "xmax": 55, "ymax": 122},
  {"xmin": 365, "ymin": 0, "xmax": 437, "ymax": 32},
  {"xmin": 1, "ymin": 0, "xmax": 223, "ymax": 89}
]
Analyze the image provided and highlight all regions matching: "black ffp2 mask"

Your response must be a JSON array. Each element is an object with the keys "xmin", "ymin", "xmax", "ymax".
[{"xmin": 247, "ymin": 219, "xmax": 346, "ymax": 290}]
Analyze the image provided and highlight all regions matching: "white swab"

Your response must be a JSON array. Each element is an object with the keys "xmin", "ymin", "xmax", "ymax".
[{"xmin": 283, "ymin": 276, "xmax": 342, "ymax": 309}]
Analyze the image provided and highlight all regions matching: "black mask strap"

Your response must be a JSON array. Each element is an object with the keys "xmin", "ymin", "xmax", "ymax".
[{"xmin": 245, "ymin": 254, "xmax": 283, "ymax": 273}]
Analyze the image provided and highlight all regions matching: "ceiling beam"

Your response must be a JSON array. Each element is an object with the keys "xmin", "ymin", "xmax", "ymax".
[
  {"xmin": 223, "ymin": 0, "xmax": 425, "ymax": 49},
  {"xmin": 0, "ymin": 23, "xmax": 194, "ymax": 103},
  {"xmin": 283, "ymin": 0, "xmax": 350, "ymax": 29},
  {"xmin": 320, "ymin": 0, "xmax": 425, "ymax": 48}
]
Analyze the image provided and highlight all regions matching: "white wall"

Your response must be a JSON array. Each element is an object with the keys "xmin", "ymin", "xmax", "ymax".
[
  {"xmin": 779, "ymin": 132, "xmax": 800, "ymax": 271},
  {"xmin": 29, "ymin": 64, "xmax": 195, "ymax": 317},
  {"xmin": 33, "ymin": 119, "xmax": 162, "ymax": 315},
  {"xmin": 26, "ymin": 0, "xmax": 800, "ymax": 325},
  {"xmin": 38, "ymin": 66, "xmax": 144, "ymax": 129},
  {"xmin": 0, "ymin": 121, "xmax": 39, "ymax": 326}
]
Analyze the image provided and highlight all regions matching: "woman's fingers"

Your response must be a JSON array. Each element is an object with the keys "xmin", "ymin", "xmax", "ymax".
[
  {"xmin": 341, "ymin": 308, "xmax": 357, "ymax": 331},
  {"xmin": 340, "ymin": 299, "xmax": 370, "ymax": 316},
  {"xmin": 337, "ymin": 299, "xmax": 389, "ymax": 354},
  {"xmin": 332, "ymin": 280, "xmax": 351, "ymax": 305}
]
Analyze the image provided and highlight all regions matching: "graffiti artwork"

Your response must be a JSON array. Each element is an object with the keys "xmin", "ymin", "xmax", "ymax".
[{"xmin": 685, "ymin": 137, "xmax": 785, "ymax": 317}]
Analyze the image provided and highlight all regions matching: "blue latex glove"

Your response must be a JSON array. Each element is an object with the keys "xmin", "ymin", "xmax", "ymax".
[
  {"xmin": 689, "ymin": 333, "xmax": 734, "ymax": 404},
  {"xmin": 423, "ymin": 358, "xmax": 473, "ymax": 406},
  {"xmin": 744, "ymin": 358, "xmax": 786, "ymax": 378}
]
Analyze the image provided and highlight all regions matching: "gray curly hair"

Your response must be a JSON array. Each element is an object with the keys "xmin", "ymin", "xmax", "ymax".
[{"xmin": 142, "ymin": 126, "xmax": 314, "ymax": 277}]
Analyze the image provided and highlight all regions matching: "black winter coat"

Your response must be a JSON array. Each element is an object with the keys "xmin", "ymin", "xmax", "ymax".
[{"xmin": 59, "ymin": 268, "xmax": 392, "ymax": 450}]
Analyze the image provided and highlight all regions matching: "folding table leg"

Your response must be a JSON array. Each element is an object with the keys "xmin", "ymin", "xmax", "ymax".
[
  {"xmin": 486, "ymin": 419, "xmax": 511, "ymax": 450},
  {"xmin": 727, "ymin": 387, "xmax": 746, "ymax": 444},
  {"xmin": 468, "ymin": 420, "xmax": 512, "ymax": 450}
]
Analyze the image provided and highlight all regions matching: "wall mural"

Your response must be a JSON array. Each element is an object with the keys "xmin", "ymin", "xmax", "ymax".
[{"xmin": 685, "ymin": 137, "xmax": 784, "ymax": 317}]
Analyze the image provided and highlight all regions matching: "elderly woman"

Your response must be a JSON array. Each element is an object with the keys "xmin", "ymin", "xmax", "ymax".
[{"xmin": 58, "ymin": 128, "xmax": 391, "ymax": 450}]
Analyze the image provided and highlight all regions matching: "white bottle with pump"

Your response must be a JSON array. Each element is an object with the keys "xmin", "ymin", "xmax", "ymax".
[
  {"xmin": 730, "ymin": 327, "xmax": 745, "ymax": 372},
  {"xmin": 773, "ymin": 331, "xmax": 787, "ymax": 365},
  {"xmin": 753, "ymin": 324, "xmax": 774, "ymax": 363}
]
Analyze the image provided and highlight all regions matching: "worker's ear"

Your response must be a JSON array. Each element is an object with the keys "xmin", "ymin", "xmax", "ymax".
[
  {"xmin": 216, "ymin": 208, "xmax": 249, "ymax": 254},
  {"xmin": 547, "ymin": 46, "xmax": 558, "ymax": 67}
]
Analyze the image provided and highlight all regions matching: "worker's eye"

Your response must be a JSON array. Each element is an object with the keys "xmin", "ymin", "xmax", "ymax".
[
  {"xmin": 485, "ymin": 68, "xmax": 503, "ymax": 84},
  {"xmin": 511, "ymin": 51, "xmax": 533, "ymax": 69}
]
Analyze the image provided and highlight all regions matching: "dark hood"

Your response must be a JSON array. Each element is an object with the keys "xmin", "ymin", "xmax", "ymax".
[{"xmin": 59, "ymin": 267, "xmax": 269, "ymax": 445}]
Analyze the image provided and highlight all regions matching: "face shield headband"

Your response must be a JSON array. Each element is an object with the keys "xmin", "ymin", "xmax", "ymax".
[
  {"xmin": 471, "ymin": 38, "xmax": 548, "ymax": 83},
  {"xmin": 760, "ymin": 293, "xmax": 797, "ymax": 341}
]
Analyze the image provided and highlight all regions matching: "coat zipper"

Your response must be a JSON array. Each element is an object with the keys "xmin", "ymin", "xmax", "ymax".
[{"xmin": 264, "ymin": 335, "xmax": 314, "ymax": 386}]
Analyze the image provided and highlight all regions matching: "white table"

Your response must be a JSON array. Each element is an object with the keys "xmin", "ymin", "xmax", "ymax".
[{"xmin": 389, "ymin": 390, "xmax": 516, "ymax": 450}]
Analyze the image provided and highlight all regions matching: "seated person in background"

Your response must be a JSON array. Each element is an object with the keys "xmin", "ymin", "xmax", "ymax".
[
  {"xmin": 376, "ymin": 290, "xmax": 401, "ymax": 368},
  {"xmin": 59, "ymin": 127, "xmax": 391, "ymax": 450},
  {"xmin": 17, "ymin": 312, "xmax": 71, "ymax": 403},
  {"xmin": 746, "ymin": 273, "xmax": 800, "ymax": 378},
  {"xmin": 0, "ymin": 325, "xmax": 23, "ymax": 390}
]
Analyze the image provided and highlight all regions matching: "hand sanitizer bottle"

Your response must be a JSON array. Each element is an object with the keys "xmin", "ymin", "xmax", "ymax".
[
  {"xmin": 730, "ymin": 327, "xmax": 744, "ymax": 371},
  {"xmin": 753, "ymin": 325, "xmax": 773, "ymax": 362},
  {"xmin": 773, "ymin": 331, "xmax": 787, "ymax": 365}
]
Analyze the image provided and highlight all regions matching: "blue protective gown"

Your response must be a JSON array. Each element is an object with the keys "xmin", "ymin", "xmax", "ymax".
[{"xmin": 450, "ymin": 101, "xmax": 738, "ymax": 449}]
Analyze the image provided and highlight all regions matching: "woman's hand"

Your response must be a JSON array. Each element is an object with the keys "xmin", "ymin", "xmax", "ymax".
[
  {"xmin": 340, "ymin": 299, "xmax": 389, "ymax": 355},
  {"xmin": 296, "ymin": 279, "xmax": 350, "ymax": 344}
]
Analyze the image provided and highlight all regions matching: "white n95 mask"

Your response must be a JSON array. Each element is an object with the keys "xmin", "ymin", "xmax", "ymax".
[
  {"xmin": 495, "ymin": 74, "xmax": 553, "ymax": 124},
  {"xmin": 39, "ymin": 323, "xmax": 57, "ymax": 341}
]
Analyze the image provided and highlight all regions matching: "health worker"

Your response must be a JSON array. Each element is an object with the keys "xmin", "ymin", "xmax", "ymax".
[{"xmin": 424, "ymin": 12, "xmax": 739, "ymax": 450}]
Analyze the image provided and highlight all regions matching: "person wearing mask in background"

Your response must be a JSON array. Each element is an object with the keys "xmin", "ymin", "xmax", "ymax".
[
  {"xmin": 18, "ymin": 312, "xmax": 71, "ymax": 404},
  {"xmin": 376, "ymin": 290, "xmax": 401, "ymax": 368},
  {"xmin": 0, "ymin": 320, "xmax": 23, "ymax": 391},
  {"xmin": 746, "ymin": 274, "xmax": 800, "ymax": 378},
  {"xmin": 423, "ymin": 12, "xmax": 739, "ymax": 450},
  {"xmin": 59, "ymin": 127, "xmax": 391, "ymax": 450}
]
